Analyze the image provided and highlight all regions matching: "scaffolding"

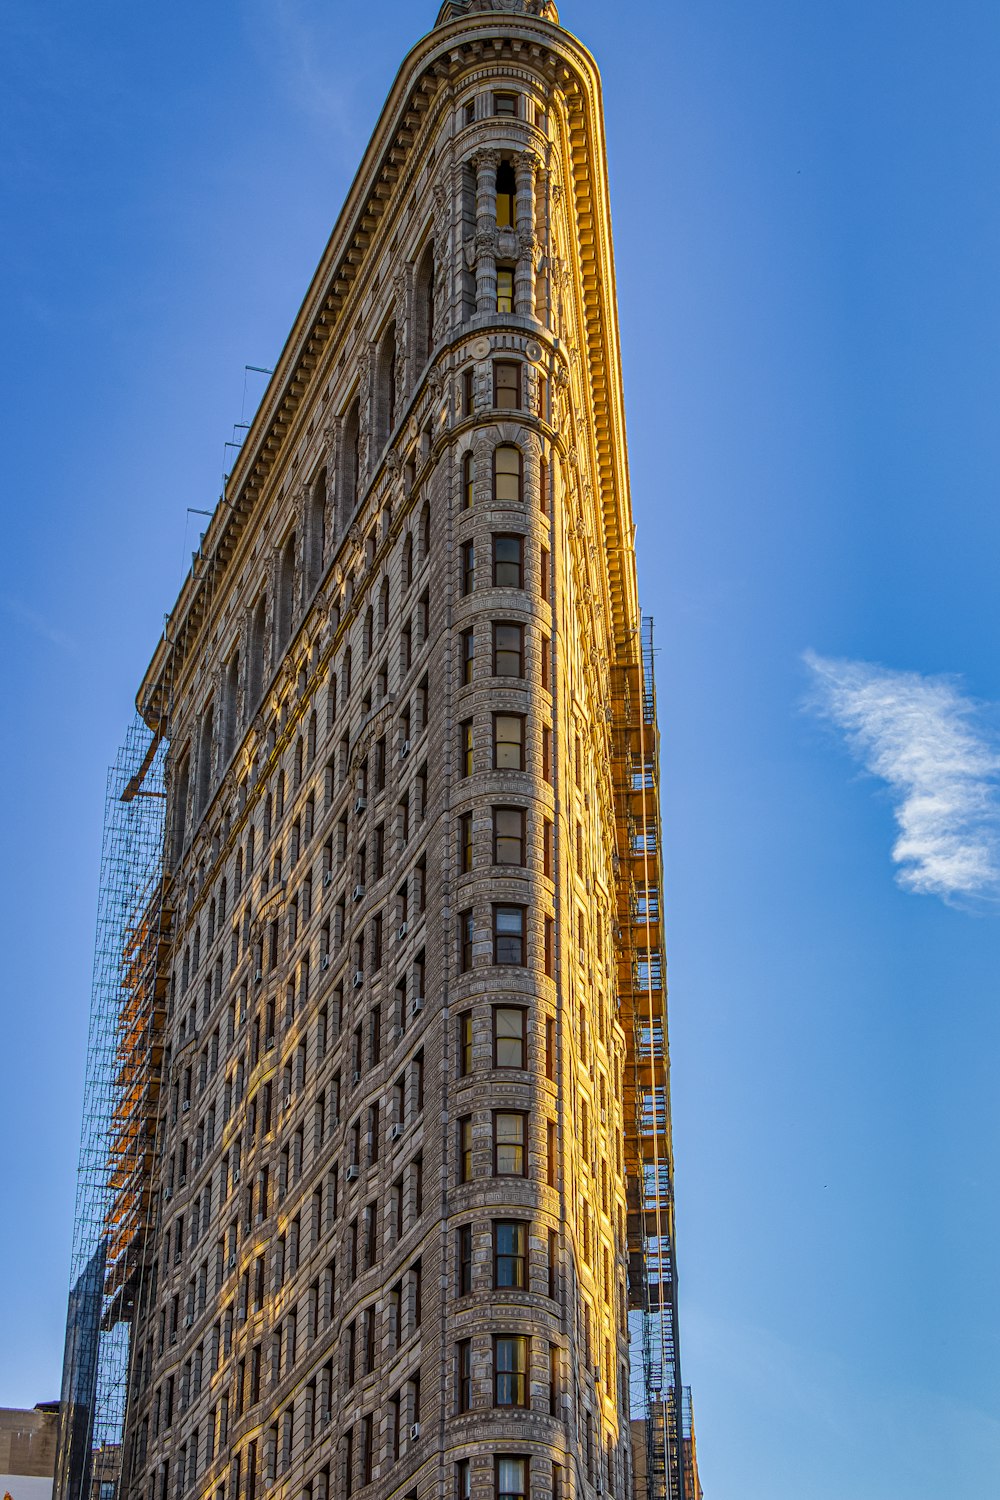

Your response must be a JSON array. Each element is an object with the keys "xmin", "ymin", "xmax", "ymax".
[
  {"xmin": 55, "ymin": 717, "xmax": 171, "ymax": 1500},
  {"xmin": 614, "ymin": 619, "xmax": 702, "ymax": 1500}
]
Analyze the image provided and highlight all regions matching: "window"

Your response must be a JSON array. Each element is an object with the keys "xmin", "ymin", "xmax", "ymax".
[
  {"xmin": 494, "ymin": 1335, "xmax": 528, "ymax": 1407},
  {"xmin": 493, "ymin": 361, "xmax": 521, "ymax": 410},
  {"xmin": 459, "ymin": 812, "xmax": 474, "ymax": 874},
  {"xmin": 493, "ymin": 535, "xmax": 523, "ymax": 588},
  {"xmin": 458, "ymin": 1116, "xmax": 473, "ymax": 1183},
  {"xmin": 492, "ymin": 623, "xmax": 524, "ymax": 677},
  {"xmin": 494, "ymin": 92, "xmax": 518, "ymax": 118},
  {"xmin": 457, "ymin": 1339, "xmax": 472, "ymax": 1412},
  {"xmin": 493, "ymin": 1007, "xmax": 526, "ymax": 1068},
  {"xmin": 494, "ymin": 1112, "xmax": 526, "ymax": 1176},
  {"xmin": 493, "ymin": 445, "xmax": 522, "ymax": 504},
  {"xmin": 458, "ymin": 1012, "xmax": 473, "ymax": 1077},
  {"xmin": 461, "ymin": 540, "xmax": 475, "ymax": 595},
  {"xmin": 458, "ymin": 1224, "xmax": 473, "ymax": 1294},
  {"xmin": 493, "ymin": 807, "xmax": 525, "ymax": 865},
  {"xmin": 496, "ymin": 266, "xmax": 514, "ymax": 314},
  {"xmin": 540, "ymin": 547, "xmax": 549, "ymax": 601},
  {"xmin": 462, "ymin": 451, "xmax": 474, "ymax": 508},
  {"xmin": 461, "ymin": 627, "xmax": 475, "ymax": 684},
  {"xmin": 457, "ymin": 1460, "xmax": 471, "ymax": 1500},
  {"xmin": 459, "ymin": 910, "xmax": 474, "ymax": 973},
  {"xmin": 493, "ymin": 906, "xmax": 525, "ymax": 965},
  {"xmin": 496, "ymin": 160, "xmax": 516, "ymax": 227},
  {"xmin": 496, "ymin": 1458, "xmax": 527, "ymax": 1500},
  {"xmin": 493, "ymin": 714, "xmax": 524, "ymax": 771},
  {"xmin": 545, "ymin": 1016, "xmax": 556, "ymax": 1080},
  {"xmin": 460, "ymin": 719, "xmax": 474, "ymax": 777},
  {"xmin": 494, "ymin": 1221, "xmax": 527, "ymax": 1289}
]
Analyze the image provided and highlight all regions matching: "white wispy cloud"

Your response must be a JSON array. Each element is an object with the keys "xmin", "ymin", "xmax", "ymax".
[{"xmin": 804, "ymin": 651, "xmax": 1000, "ymax": 904}]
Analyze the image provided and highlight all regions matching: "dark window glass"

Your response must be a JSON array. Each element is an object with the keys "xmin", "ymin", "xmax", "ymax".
[
  {"xmin": 494, "ymin": 1335, "xmax": 528, "ymax": 1406},
  {"xmin": 494, "ymin": 1221, "xmax": 527, "ymax": 1289},
  {"xmin": 493, "ymin": 906, "xmax": 525, "ymax": 965},
  {"xmin": 493, "ymin": 623, "xmax": 524, "ymax": 677}
]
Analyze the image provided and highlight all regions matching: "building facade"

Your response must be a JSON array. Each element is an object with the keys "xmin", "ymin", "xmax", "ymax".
[{"xmin": 59, "ymin": 4, "xmax": 700, "ymax": 1500}]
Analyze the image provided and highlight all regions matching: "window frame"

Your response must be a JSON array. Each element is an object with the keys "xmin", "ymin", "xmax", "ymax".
[
  {"xmin": 493, "ymin": 1220, "xmax": 528, "ymax": 1290},
  {"xmin": 493, "ymin": 445, "xmax": 523, "ymax": 505},
  {"xmin": 492, "ymin": 905, "xmax": 526, "ymax": 966},
  {"xmin": 493, "ymin": 360, "xmax": 522, "ymax": 410},
  {"xmin": 492, "ymin": 533, "xmax": 524, "ymax": 589},
  {"xmin": 492, "ymin": 621, "xmax": 524, "ymax": 678},
  {"xmin": 493, "ymin": 1004, "xmax": 527, "ymax": 1069},
  {"xmin": 492, "ymin": 805, "xmax": 526, "ymax": 866},
  {"xmin": 493, "ymin": 1334, "xmax": 529, "ymax": 1407},
  {"xmin": 493, "ymin": 713, "xmax": 525, "ymax": 772},
  {"xmin": 493, "ymin": 1110, "xmax": 527, "ymax": 1177}
]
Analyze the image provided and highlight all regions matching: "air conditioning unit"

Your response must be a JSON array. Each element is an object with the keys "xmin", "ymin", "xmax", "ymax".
[
  {"xmin": 352, "ymin": 1069, "xmax": 362, "ymax": 1086},
  {"xmin": 397, "ymin": 921, "xmax": 408, "ymax": 939},
  {"xmin": 164, "ymin": 1189, "xmax": 173, "ymax": 1202},
  {"xmin": 353, "ymin": 884, "xmax": 365, "ymax": 902},
  {"xmin": 184, "ymin": 1313, "xmax": 194, "ymax": 1328},
  {"xmin": 320, "ymin": 1410, "xmax": 332, "ymax": 1426},
  {"xmin": 323, "ymin": 870, "xmax": 334, "ymax": 887},
  {"xmin": 182, "ymin": 1099, "xmax": 190, "ymax": 1113},
  {"xmin": 353, "ymin": 970, "xmax": 364, "ymax": 989},
  {"xmin": 320, "ymin": 954, "xmax": 331, "ymax": 970},
  {"xmin": 394, "ymin": 1024, "xmax": 405, "ymax": 1042},
  {"xmin": 179, "ymin": 1174, "xmax": 187, "ymax": 1186},
  {"xmin": 265, "ymin": 1035, "xmax": 275, "ymax": 1050},
  {"xmin": 355, "ymin": 796, "xmax": 368, "ymax": 814},
  {"xmin": 228, "ymin": 1253, "xmax": 237, "ymax": 1269},
  {"xmin": 346, "ymin": 1163, "xmax": 360, "ymax": 1181},
  {"xmin": 254, "ymin": 968, "xmax": 263, "ymax": 982},
  {"xmin": 400, "ymin": 740, "xmax": 411, "ymax": 759},
  {"xmin": 284, "ymin": 1093, "xmax": 293, "ymax": 1109},
  {"xmin": 232, "ymin": 1168, "xmax": 241, "ymax": 1184},
  {"xmin": 409, "ymin": 1423, "xmax": 420, "ymax": 1441},
  {"xmin": 389, "ymin": 1123, "xmax": 403, "ymax": 1142},
  {"xmin": 411, "ymin": 996, "xmax": 425, "ymax": 1017}
]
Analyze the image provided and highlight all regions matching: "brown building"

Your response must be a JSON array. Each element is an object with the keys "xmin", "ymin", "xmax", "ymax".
[
  {"xmin": 58, "ymin": 4, "xmax": 700, "ymax": 1500},
  {"xmin": 1, "ymin": 1405, "xmax": 59, "ymax": 1500}
]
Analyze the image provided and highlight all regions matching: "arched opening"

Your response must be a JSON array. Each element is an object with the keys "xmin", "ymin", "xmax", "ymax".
[
  {"xmin": 379, "ymin": 576, "xmax": 390, "ymax": 634},
  {"xmin": 308, "ymin": 467, "xmax": 327, "ymax": 590},
  {"xmin": 196, "ymin": 703, "xmax": 214, "ymax": 815},
  {"xmin": 277, "ymin": 534, "xmax": 296, "ymax": 651},
  {"xmin": 375, "ymin": 323, "xmax": 397, "ymax": 451},
  {"xmin": 249, "ymin": 595, "xmax": 267, "ymax": 708},
  {"xmin": 222, "ymin": 651, "xmax": 239, "ymax": 764},
  {"xmin": 171, "ymin": 749, "xmax": 190, "ymax": 864},
  {"xmin": 342, "ymin": 398, "xmax": 360, "ymax": 518},
  {"xmin": 414, "ymin": 242, "xmax": 435, "ymax": 365}
]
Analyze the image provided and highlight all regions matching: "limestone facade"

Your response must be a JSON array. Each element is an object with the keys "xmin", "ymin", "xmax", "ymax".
[{"xmin": 123, "ymin": 6, "xmax": 649, "ymax": 1500}]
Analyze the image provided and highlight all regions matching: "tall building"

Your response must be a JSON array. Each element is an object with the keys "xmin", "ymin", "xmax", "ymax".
[{"xmin": 58, "ymin": 5, "xmax": 701, "ymax": 1500}]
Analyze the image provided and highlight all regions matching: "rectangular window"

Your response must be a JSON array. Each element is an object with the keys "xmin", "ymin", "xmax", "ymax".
[
  {"xmin": 540, "ymin": 547, "xmax": 549, "ymax": 600},
  {"xmin": 459, "ymin": 811, "xmax": 474, "ymax": 874},
  {"xmin": 493, "ymin": 906, "xmax": 525, "ymax": 966},
  {"xmin": 457, "ymin": 1460, "xmax": 471, "ymax": 1500},
  {"xmin": 494, "ymin": 92, "xmax": 518, "ymax": 117},
  {"xmin": 543, "ymin": 819, "xmax": 553, "ymax": 878},
  {"xmin": 542, "ymin": 725, "xmax": 552, "ymax": 782},
  {"xmin": 493, "ymin": 714, "xmax": 524, "ymax": 771},
  {"xmin": 458, "ymin": 1011, "xmax": 474, "ymax": 1077},
  {"xmin": 494, "ymin": 1335, "xmax": 529, "ymax": 1407},
  {"xmin": 461, "ymin": 540, "xmax": 475, "ymax": 595},
  {"xmin": 545, "ymin": 1016, "xmax": 556, "ymax": 1080},
  {"xmin": 494, "ymin": 1221, "xmax": 527, "ymax": 1289},
  {"xmin": 457, "ymin": 1339, "xmax": 472, "ymax": 1413},
  {"xmin": 493, "ymin": 1006, "xmax": 526, "ymax": 1068},
  {"xmin": 493, "ymin": 534, "xmax": 523, "ymax": 588},
  {"xmin": 493, "ymin": 807, "xmax": 525, "ymax": 866},
  {"xmin": 461, "ymin": 627, "xmax": 475, "ymax": 684},
  {"xmin": 496, "ymin": 266, "xmax": 514, "ymax": 314},
  {"xmin": 462, "ymin": 370, "xmax": 475, "ymax": 418},
  {"xmin": 459, "ymin": 1116, "xmax": 473, "ymax": 1183},
  {"xmin": 544, "ymin": 915, "xmax": 554, "ymax": 978},
  {"xmin": 459, "ymin": 910, "xmax": 474, "ymax": 973},
  {"xmin": 496, "ymin": 1458, "xmax": 527, "ymax": 1500},
  {"xmin": 493, "ymin": 622, "xmax": 524, "ymax": 677},
  {"xmin": 458, "ymin": 1223, "xmax": 473, "ymax": 1295},
  {"xmin": 493, "ymin": 361, "xmax": 521, "ymax": 410},
  {"xmin": 546, "ymin": 1119, "xmax": 557, "ymax": 1187},
  {"xmin": 460, "ymin": 719, "xmax": 474, "ymax": 777},
  {"xmin": 540, "ymin": 634, "xmax": 550, "ymax": 692},
  {"xmin": 494, "ymin": 1111, "xmax": 527, "ymax": 1176}
]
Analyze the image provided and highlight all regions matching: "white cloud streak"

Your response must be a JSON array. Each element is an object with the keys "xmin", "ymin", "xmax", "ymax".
[{"xmin": 804, "ymin": 651, "xmax": 1000, "ymax": 904}]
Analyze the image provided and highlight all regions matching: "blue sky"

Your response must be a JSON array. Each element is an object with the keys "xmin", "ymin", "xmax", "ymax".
[{"xmin": 2, "ymin": 2, "xmax": 999, "ymax": 1495}]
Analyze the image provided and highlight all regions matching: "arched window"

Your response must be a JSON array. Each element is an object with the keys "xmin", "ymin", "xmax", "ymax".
[
  {"xmin": 172, "ymin": 749, "xmax": 190, "ymax": 863},
  {"xmin": 496, "ymin": 160, "xmax": 517, "ymax": 228},
  {"xmin": 493, "ymin": 445, "xmax": 522, "ymax": 504},
  {"xmin": 402, "ymin": 534, "xmax": 413, "ymax": 590},
  {"xmin": 379, "ymin": 577, "xmax": 390, "ymax": 634},
  {"xmin": 307, "ymin": 710, "xmax": 318, "ymax": 764},
  {"xmin": 415, "ymin": 242, "xmax": 435, "ymax": 364},
  {"xmin": 343, "ymin": 646, "xmax": 352, "ymax": 699},
  {"xmin": 196, "ymin": 703, "xmax": 214, "ymax": 814},
  {"xmin": 376, "ymin": 323, "xmax": 397, "ymax": 452},
  {"xmin": 363, "ymin": 606, "xmax": 374, "ymax": 663},
  {"xmin": 327, "ymin": 672, "xmax": 338, "ymax": 731},
  {"xmin": 308, "ymin": 467, "xmax": 327, "ymax": 590},
  {"xmin": 249, "ymin": 595, "xmax": 267, "ymax": 708},
  {"xmin": 419, "ymin": 502, "xmax": 431, "ymax": 560},
  {"xmin": 342, "ymin": 399, "xmax": 360, "ymax": 518},
  {"xmin": 277, "ymin": 534, "xmax": 296, "ymax": 651},
  {"xmin": 462, "ymin": 451, "xmax": 474, "ymax": 510},
  {"xmin": 222, "ymin": 651, "xmax": 239, "ymax": 763}
]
